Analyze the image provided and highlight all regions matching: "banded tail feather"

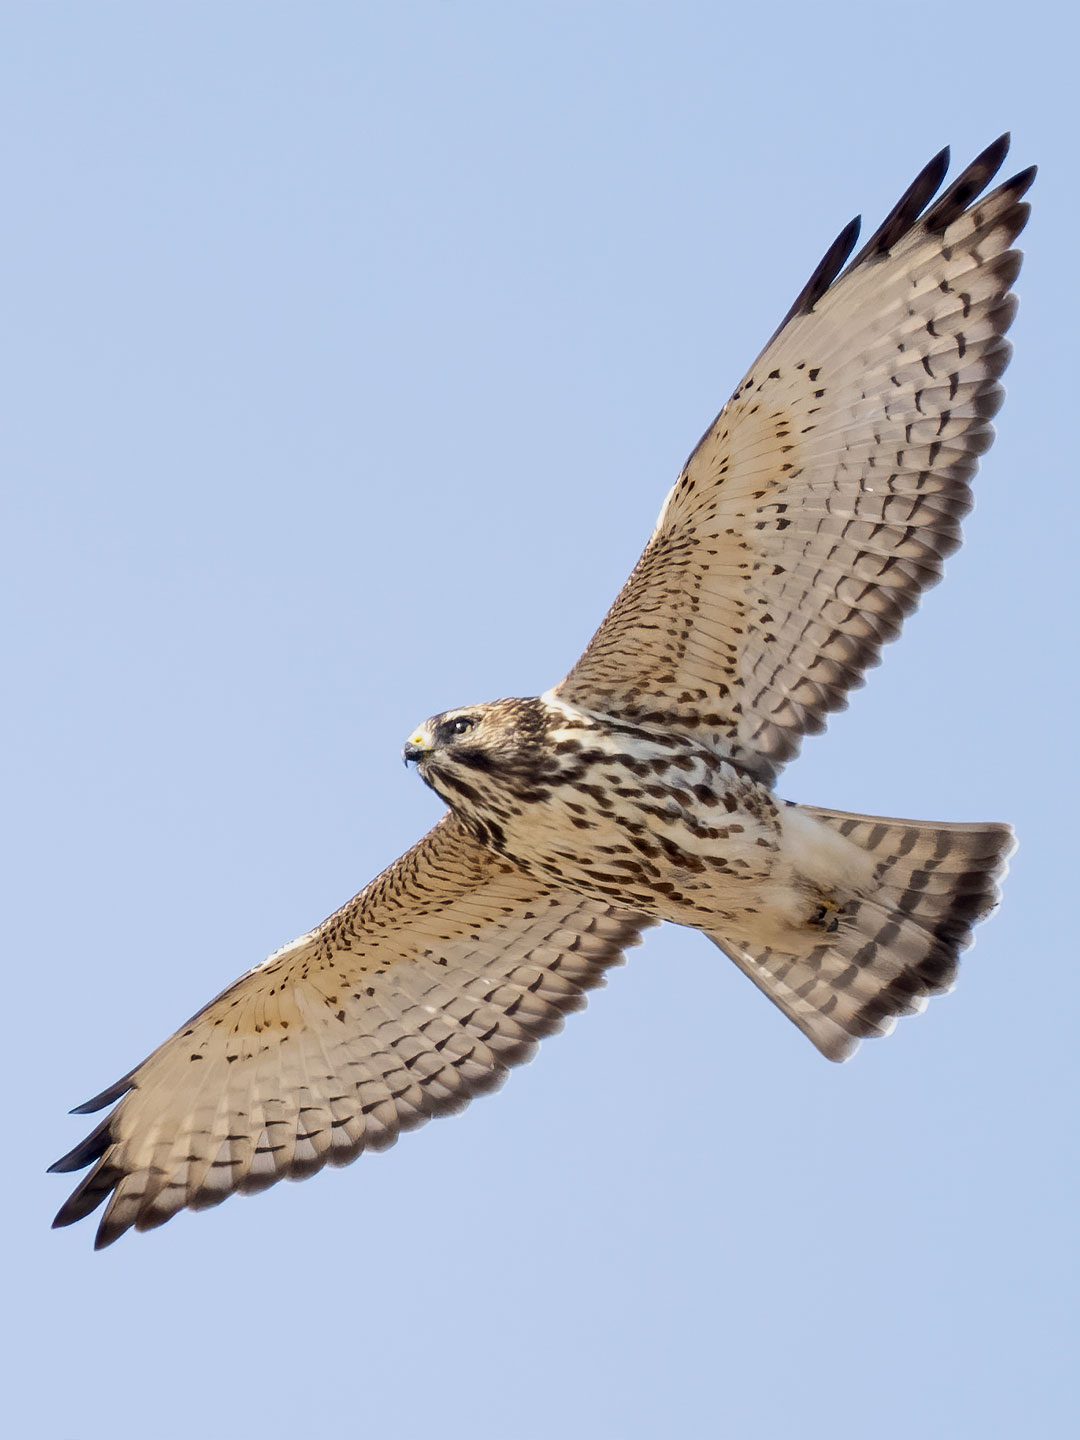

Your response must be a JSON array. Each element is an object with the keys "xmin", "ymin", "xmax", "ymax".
[{"xmin": 711, "ymin": 808, "xmax": 1015, "ymax": 1061}]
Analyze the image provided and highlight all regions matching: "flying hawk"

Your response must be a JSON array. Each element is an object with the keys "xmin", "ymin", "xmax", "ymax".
[{"xmin": 52, "ymin": 136, "xmax": 1033, "ymax": 1248}]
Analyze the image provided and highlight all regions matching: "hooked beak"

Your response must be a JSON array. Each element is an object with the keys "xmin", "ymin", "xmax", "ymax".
[{"xmin": 402, "ymin": 729, "xmax": 433, "ymax": 767}]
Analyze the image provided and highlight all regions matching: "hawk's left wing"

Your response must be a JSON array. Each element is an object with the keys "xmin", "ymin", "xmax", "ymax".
[
  {"xmin": 51, "ymin": 814, "xmax": 652, "ymax": 1247},
  {"xmin": 555, "ymin": 137, "xmax": 1034, "ymax": 783}
]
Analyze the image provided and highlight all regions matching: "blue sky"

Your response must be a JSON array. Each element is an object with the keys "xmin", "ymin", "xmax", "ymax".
[{"xmin": 5, "ymin": 4, "xmax": 1077, "ymax": 1437}]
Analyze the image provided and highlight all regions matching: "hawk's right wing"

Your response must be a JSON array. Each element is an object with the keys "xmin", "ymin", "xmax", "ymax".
[
  {"xmin": 51, "ymin": 815, "xmax": 652, "ymax": 1248},
  {"xmin": 555, "ymin": 137, "xmax": 1034, "ymax": 783}
]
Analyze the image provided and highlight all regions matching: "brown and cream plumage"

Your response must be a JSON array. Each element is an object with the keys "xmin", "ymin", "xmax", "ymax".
[{"xmin": 52, "ymin": 136, "xmax": 1031, "ymax": 1247}]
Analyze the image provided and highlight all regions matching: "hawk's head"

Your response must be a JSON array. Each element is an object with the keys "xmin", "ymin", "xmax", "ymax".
[{"xmin": 402, "ymin": 697, "xmax": 551, "ymax": 820}]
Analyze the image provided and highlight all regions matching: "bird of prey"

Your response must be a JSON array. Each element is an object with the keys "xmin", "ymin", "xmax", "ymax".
[{"xmin": 52, "ymin": 136, "xmax": 1033, "ymax": 1248}]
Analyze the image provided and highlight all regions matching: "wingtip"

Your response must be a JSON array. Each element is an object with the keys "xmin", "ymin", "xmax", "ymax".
[
  {"xmin": 51, "ymin": 1197, "xmax": 82, "ymax": 1229},
  {"xmin": 970, "ymin": 132, "xmax": 1012, "ymax": 178},
  {"xmin": 979, "ymin": 132, "xmax": 1013, "ymax": 185},
  {"xmin": 841, "ymin": 214, "xmax": 862, "ymax": 246},
  {"xmin": 69, "ymin": 1074, "xmax": 134, "ymax": 1115},
  {"xmin": 926, "ymin": 144, "xmax": 951, "ymax": 188},
  {"xmin": 916, "ymin": 143, "xmax": 951, "ymax": 200},
  {"xmin": 923, "ymin": 133, "xmax": 1016, "ymax": 232}
]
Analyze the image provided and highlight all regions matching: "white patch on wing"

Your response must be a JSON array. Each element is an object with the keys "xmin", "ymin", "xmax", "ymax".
[
  {"xmin": 652, "ymin": 476, "xmax": 681, "ymax": 534},
  {"xmin": 256, "ymin": 930, "xmax": 317, "ymax": 970},
  {"xmin": 539, "ymin": 690, "xmax": 600, "ymax": 726}
]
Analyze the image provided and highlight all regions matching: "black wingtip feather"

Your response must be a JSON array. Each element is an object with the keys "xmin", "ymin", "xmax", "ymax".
[
  {"xmin": 48, "ymin": 1115, "xmax": 113, "ymax": 1174},
  {"xmin": 766, "ymin": 214, "xmax": 861, "ymax": 347},
  {"xmin": 70, "ymin": 1074, "xmax": 135, "ymax": 1115},
  {"xmin": 753, "ymin": 136, "xmax": 1031, "ymax": 369},
  {"xmin": 1005, "ymin": 163, "xmax": 1038, "ymax": 199},
  {"xmin": 924, "ymin": 132, "xmax": 1011, "ymax": 231},
  {"xmin": 51, "ymin": 1158, "xmax": 120, "ymax": 1229},
  {"xmin": 841, "ymin": 144, "xmax": 951, "ymax": 275}
]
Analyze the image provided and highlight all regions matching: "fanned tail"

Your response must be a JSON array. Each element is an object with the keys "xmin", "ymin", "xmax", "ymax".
[{"xmin": 709, "ymin": 808, "xmax": 1015, "ymax": 1061}]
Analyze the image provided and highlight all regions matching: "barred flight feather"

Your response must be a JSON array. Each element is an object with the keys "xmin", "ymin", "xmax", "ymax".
[
  {"xmin": 557, "ymin": 135, "xmax": 1033, "ymax": 783},
  {"xmin": 50, "ymin": 816, "xmax": 652, "ymax": 1248}
]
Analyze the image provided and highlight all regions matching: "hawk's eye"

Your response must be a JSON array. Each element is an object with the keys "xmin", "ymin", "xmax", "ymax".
[{"xmin": 447, "ymin": 717, "xmax": 475, "ymax": 737}]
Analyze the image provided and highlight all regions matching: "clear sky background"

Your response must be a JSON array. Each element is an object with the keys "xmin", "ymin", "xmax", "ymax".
[{"xmin": 4, "ymin": 4, "xmax": 1076, "ymax": 1437}]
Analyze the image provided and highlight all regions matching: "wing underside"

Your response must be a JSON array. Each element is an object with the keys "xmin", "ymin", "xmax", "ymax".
[
  {"xmin": 556, "ymin": 137, "xmax": 1033, "ymax": 782},
  {"xmin": 50, "ymin": 816, "xmax": 652, "ymax": 1247}
]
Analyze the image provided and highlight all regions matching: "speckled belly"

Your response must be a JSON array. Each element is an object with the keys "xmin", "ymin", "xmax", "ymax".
[{"xmin": 498, "ymin": 750, "xmax": 790, "ymax": 928}]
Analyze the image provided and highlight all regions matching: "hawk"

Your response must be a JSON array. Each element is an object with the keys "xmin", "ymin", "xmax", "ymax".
[{"xmin": 52, "ymin": 136, "xmax": 1033, "ymax": 1248}]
